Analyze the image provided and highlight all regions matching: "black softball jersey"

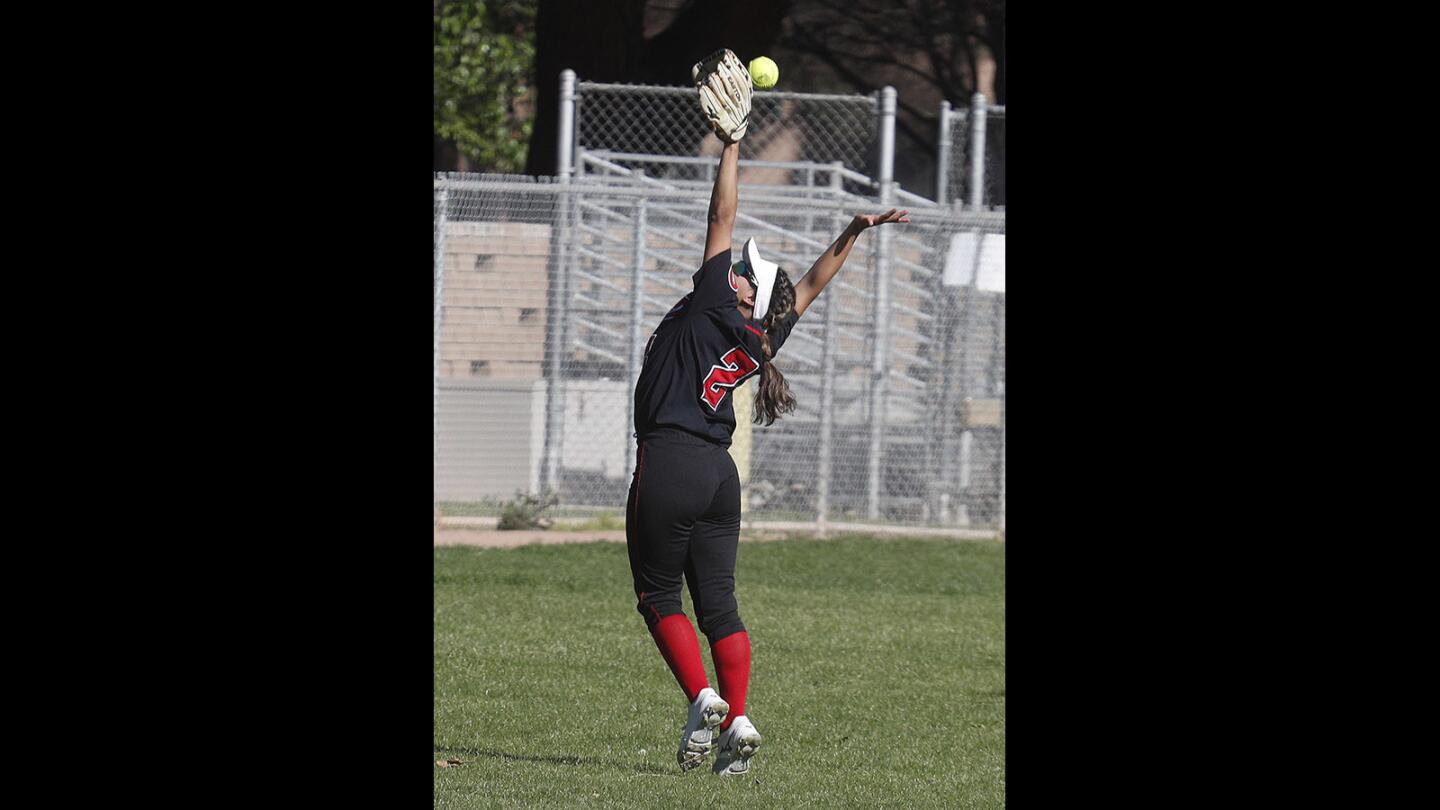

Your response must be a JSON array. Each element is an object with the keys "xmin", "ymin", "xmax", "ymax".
[{"xmin": 633, "ymin": 248, "xmax": 800, "ymax": 447}]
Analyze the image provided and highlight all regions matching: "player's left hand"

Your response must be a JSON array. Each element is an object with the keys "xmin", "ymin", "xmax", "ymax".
[{"xmin": 853, "ymin": 209, "xmax": 910, "ymax": 230}]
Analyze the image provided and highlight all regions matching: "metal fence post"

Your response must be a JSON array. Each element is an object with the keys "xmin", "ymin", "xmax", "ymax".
[
  {"xmin": 866, "ymin": 86, "xmax": 896, "ymax": 520},
  {"xmin": 816, "ymin": 208, "xmax": 846, "ymax": 537},
  {"xmin": 542, "ymin": 69, "xmax": 578, "ymax": 494},
  {"xmin": 558, "ymin": 69, "xmax": 577, "ymax": 181},
  {"xmin": 936, "ymin": 100, "xmax": 951, "ymax": 206},
  {"xmin": 815, "ymin": 300, "xmax": 836, "ymax": 535},
  {"xmin": 433, "ymin": 182, "xmax": 449, "ymax": 523},
  {"xmin": 626, "ymin": 188, "xmax": 647, "ymax": 480},
  {"xmin": 814, "ymin": 162, "xmax": 845, "ymax": 534},
  {"xmin": 967, "ymin": 92, "xmax": 988, "ymax": 211}
]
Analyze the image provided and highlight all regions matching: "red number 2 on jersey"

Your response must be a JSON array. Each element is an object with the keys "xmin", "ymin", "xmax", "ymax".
[{"xmin": 700, "ymin": 346, "xmax": 760, "ymax": 411}]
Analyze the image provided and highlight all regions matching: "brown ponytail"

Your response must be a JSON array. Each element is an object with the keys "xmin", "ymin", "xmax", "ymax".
[{"xmin": 753, "ymin": 268, "xmax": 797, "ymax": 425}]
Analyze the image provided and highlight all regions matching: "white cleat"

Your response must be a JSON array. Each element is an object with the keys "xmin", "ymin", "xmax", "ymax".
[
  {"xmin": 712, "ymin": 714, "xmax": 762, "ymax": 777},
  {"xmin": 677, "ymin": 687, "xmax": 730, "ymax": 771}
]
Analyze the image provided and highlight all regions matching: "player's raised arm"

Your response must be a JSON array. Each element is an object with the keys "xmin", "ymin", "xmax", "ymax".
[
  {"xmin": 704, "ymin": 141, "xmax": 739, "ymax": 264},
  {"xmin": 693, "ymin": 48, "xmax": 752, "ymax": 265},
  {"xmin": 792, "ymin": 209, "xmax": 910, "ymax": 317}
]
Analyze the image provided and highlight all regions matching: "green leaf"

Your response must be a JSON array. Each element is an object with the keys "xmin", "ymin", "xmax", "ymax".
[{"xmin": 434, "ymin": 0, "xmax": 536, "ymax": 172}]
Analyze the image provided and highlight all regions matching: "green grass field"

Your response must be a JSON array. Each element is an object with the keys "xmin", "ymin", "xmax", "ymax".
[{"xmin": 434, "ymin": 535, "xmax": 1005, "ymax": 808}]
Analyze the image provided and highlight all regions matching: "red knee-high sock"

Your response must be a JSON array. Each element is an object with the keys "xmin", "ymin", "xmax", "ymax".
[
  {"xmin": 650, "ymin": 614, "xmax": 710, "ymax": 702},
  {"xmin": 709, "ymin": 631, "xmax": 751, "ymax": 730}
]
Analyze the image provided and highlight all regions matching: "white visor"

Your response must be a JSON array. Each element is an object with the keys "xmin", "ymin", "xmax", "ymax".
[{"xmin": 743, "ymin": 237, "xmax": 779, "ymax": 319}]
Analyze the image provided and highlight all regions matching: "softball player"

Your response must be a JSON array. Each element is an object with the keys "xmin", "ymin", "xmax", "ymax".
[{"xmin": 628, "ymin": 49, "xmax": 909, "ymax": 776}]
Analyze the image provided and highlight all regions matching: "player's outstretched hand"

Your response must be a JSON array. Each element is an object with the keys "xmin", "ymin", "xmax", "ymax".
[{"xmin": 853, "ymin": 209, "xmax": 910, "ymax": 230}]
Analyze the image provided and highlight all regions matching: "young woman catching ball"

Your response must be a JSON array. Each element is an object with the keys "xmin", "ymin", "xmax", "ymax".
[{"xmin": 626, "ymin": 48, "xmax": 909, "ymax": 776}]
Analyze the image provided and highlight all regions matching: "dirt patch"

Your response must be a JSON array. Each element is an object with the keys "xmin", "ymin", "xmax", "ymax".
[
  {"xmin": 432, "ymin": 528, "xmax": 814, "ymax": 548},
  {"xmin": 434, "ymin": 528, "xmax": 626, "ymax": 548}
]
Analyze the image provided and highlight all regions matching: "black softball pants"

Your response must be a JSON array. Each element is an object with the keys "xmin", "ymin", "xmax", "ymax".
[{"xmin": 626, "ymin": 428, "xmax": 746, "ymax": 644}]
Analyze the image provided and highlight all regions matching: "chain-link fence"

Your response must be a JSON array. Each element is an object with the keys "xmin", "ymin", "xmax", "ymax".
[
  {"xmin": 435, "ymin": 172, "xmax": 1004, "ymax": 534},
  {"xmin": 940, "ymin": 96, "xmax": 1005, "ymax": 210},
  {"xmin": 573, "ymin": 81, "xmax": 880, "ymax": 196}
]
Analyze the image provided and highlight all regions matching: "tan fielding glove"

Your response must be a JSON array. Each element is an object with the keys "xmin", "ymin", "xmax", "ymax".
[{"xmin": 692, "ymin": 48, "xmax": 753, "ymax": 143}]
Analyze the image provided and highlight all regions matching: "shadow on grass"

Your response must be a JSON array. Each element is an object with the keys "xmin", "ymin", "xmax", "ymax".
[{"xmin": 436, "ymin": 746, "xmax": 676, "ymax": 777}]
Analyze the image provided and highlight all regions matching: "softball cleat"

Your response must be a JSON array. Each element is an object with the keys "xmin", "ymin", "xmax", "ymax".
[
  {"xmin": 677, "ymin": 687, "xmax": 730, "ymax": 771},
  {"xmin": 712, "ymin": 714, "xmax": 761, "ymax": 777}
]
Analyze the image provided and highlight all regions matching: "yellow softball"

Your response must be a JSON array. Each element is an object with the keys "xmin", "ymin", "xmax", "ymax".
[{"xmin": 749, "ymin": 56, "xmax": 778, "ymax": 89}]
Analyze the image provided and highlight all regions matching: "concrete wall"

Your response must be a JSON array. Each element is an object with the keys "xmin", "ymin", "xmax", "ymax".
[{"xmin": 435, "ymin": 378, "xmax": 546, "ymax": 502}]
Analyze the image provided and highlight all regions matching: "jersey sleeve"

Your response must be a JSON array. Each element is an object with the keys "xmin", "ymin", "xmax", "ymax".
[{"xmin": 690, "ymin": 248, "xmax": 738, "ymax": 312}]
